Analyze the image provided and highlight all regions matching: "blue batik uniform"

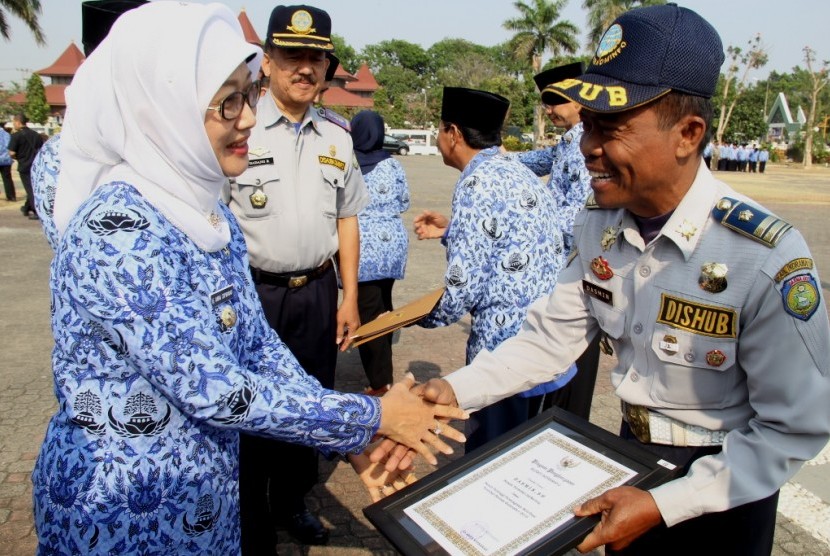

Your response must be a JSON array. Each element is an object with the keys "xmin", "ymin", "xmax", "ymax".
[
  {"xmin": 419, "ymin": 147, "xmax": 571, "ymax": 450},
  {"xmin": 420, "ymin": 147, "xmax": 565, "ymax": 363},
  {"xmin": 514, "ymin": 122, "xmax": 592, "ymax": 254},
  {"xmin": 33, "ymin": 183, "xmax": 380, "ymax": 555},
  {"xmin": 31, "ymin": 133, "xmax": 61, "ymax": 251},
  {"xmin": 357, "ymin": 157, "xmax": 410, "ymax": 282}
]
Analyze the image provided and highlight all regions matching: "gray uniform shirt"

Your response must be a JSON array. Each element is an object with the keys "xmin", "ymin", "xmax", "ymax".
[
  {"xmin": 446, "ymin": 162, "xmax": 830, "ymax": 527},
  {"xmin": 227, "ymin": 94, "xmax": 368, "ymax": 273}
]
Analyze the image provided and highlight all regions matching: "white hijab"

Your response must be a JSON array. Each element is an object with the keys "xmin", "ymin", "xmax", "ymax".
[{"xmin": 55, "ymin": 1, "xmax": 263, "ymax": 252}]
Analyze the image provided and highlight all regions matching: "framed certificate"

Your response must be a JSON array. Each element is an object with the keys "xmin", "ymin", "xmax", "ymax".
[{"xmin": 364, "ymin": 408, "xmax": 678, "ymax": 556}]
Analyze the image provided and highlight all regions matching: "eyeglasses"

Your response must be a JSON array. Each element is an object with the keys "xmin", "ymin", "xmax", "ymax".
[{"xmin": 207, "ymin": 80, "xmax": 260, "ymax": 120}]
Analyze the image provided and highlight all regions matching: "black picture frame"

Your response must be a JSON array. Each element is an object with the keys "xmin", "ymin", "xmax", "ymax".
[{"xmin": 364, "ymin": 407, "xmax": 679, "ymax": 556}]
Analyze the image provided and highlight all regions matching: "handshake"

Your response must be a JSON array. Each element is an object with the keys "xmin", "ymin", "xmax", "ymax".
[{"xmin": 348, "ymin": 373, "xmax": 464, "ymax": 501}]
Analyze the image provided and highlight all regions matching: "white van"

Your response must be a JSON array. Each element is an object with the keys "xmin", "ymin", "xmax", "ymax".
[{"xmin": 388, "ymin": 128, "xmax": 439, "ymax": 156}]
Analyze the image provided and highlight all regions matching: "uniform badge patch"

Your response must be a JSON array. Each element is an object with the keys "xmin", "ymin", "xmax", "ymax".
[
  {"xmin": 583, "ymin": 280, "xmax": 613, "ymax": 305},
  {"xmin": 590, "ymin": 256, "xmax": 614, "ymax": 280},
  {"xmin": 657, "ymin": 294, "xmax": 737, "ymax": 338},
  {"xmin": 318, "ymin": 155, "xmax": 346, "ymax": 171},
  {"xmin": 676, "ymin": 219, "xmax": 698, "ymax": 241},
  {"xmin": 249, "ymin": 190, "xmax": 268, "ymax": 209},
  {"xmin": 220, "ymin": 306, "xmax": 238, "ymax": 328},
  {"xmin": 600, "ymin": 226, "xmax": 618, "ymax": 251},
  {"xmin": 774, "ymin": 258, "xmax": 814, "ymax": 283},
  {"xmin": 706, "ymin": 349, "xmax": 727, "ymax": 367},
  {"xmin": 659, "ymin": 335, "xmax": 679, "ymax": 353},
  {"xmin": 699, "ymin": 262, "xmax": 728, "ymax": 293},
  {"xmin": 781, "ymin": 273, "xmax": 820, "ymax": 321}
]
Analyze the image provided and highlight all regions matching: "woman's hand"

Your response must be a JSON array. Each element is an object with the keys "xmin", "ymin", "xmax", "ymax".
[
  {"xmin": 348, "ymin": 451, "xmax": 417, "ymax": 503},
  {"xmin": 377, "ymin": 373, "xmax": 467, "ymax": 466}
]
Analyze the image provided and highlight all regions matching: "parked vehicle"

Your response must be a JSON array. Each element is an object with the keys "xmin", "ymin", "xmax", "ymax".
[{"xmin": 382, "ymin": 135, "xmax": 409, "ymax": 155}]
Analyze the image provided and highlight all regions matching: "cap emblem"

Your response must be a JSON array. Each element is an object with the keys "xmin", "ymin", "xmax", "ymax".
[
  {"xmin": 594, "ymin": 24, "xmax": 626, "ymax": 65},
  {"xmin": 288, "ymin": 10, "xmax": 314, "ymax": 35}
]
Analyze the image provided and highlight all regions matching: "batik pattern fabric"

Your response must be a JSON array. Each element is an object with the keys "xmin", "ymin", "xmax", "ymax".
[
  {"xmin": 420, "ymin": 147, "xmax": 565, "ymax": 364},
  {"xmin": 31, "ymin": 133, "xmax": 61, "ymax": 252},
  {"xmin": 357, "ymin": 157, "xmax": 410, "ymax": 282},
  {"xmin": 33, "ymin": 183, "xmax": 380, "ymax": 555},
  {"xmin": 515, "ymin": 122, "xmax": 592, "ymax": 254}
]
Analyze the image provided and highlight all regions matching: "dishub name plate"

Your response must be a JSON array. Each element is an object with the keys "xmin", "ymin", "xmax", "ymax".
[{"xmin": 364, "ymin": 408, "xmax": 678, "ymax": 556}]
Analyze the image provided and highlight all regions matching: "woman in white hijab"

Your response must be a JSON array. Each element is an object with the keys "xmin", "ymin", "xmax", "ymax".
[{"xmin": 33, "ymin": 3, "xmax": 464, "ymax": 554}]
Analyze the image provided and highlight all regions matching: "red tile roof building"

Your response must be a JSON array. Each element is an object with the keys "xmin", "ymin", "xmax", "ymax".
[{"xmin": 321, "ymin": 63, "xmax": 378, "ymax": 109}]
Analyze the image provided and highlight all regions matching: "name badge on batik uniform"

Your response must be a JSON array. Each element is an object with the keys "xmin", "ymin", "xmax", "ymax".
[{"xmin": 211, "ymin": 286, "xmax": 233, "ymax": 306}]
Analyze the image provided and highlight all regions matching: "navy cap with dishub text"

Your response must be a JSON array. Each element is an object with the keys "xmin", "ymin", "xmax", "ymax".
[
  {"xmin": 441, "ymin": 87, "xmax": 509, "ymax": 134},
  {"xmin": 267, "ymin": 5, "xmax": 334, "ymax": 51},
  {"xmin": 547, "ymin": 4, "xmax": 725, "ymax": 112},
  {"xmin": 535, "ymin": 62, "xmax": 585, "ymax": 105}
]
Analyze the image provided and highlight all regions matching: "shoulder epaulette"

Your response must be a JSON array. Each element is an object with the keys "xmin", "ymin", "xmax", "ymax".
[
  {"xmin": 711, "ymin": 196, "xmax": 791, "ymax": 248},
  {"xmin": 585, "ymin": 193, "xmax": 599, "ymax": 209},
  {"xmin": 318, "ymin": 107, "xmax": 350, "ymax": 132}
]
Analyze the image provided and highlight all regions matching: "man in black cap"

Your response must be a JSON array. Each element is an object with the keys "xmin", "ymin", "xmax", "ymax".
[
  {"xmin": 31, "ymin": 0, "xmax": 148, "ymax": 250},
  {"xmin": 509, "ymin": 61, "xmax": 602, "ymax": 423},
  {"xmin": 226, "ymin": 4, "xmax": 368, "ymax": 551},
  {"xmin": 413, "ymin": 87, "xmax": 567, "ymax": 452},
  {"xmin": 411, "ymin": 5, "xmax": 830, "ymax": 554}
]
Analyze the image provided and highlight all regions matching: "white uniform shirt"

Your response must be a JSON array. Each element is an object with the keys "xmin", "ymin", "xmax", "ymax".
[
  {"xmin": 227, "ymin": 94, "xmax": 368, "ymax": 273},
  {"xmin": 446, "ymin": 162, "xmax": 830, "ymax": 527}
]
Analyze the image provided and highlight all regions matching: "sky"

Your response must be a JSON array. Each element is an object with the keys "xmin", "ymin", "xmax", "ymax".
[{"xmin": 1, "ymin": 0, "xmax": 828, "ymax": 87}]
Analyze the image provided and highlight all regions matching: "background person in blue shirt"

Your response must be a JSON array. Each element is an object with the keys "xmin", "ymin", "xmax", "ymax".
[
  {"xmin": 0, "ymin": 123, "xmax": 16, "ymax": 201},
  {"xmin": 413, "ymin": 87, "xmax": 571, "ymax": 452},
  {"xmin": 350, "ymin": 110, "xmax": 411, "ymax": 395}
]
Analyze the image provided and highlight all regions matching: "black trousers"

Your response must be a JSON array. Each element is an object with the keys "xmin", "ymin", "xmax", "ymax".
[
  {"xmin": 357, "ymin": 278, "xmax": 396, "ymax": 389},
  {"xmin": 759, "ymin": 161, "xmax": 767, "ymax": 173},
  {"xmin": 239, "ymin": 267, "xmax": 338, "ymax": 555},
  {"xmin": 536, "ymin": 333, "xmax": 602, "ymax": 420},
  {"xmin": 607, "ymin": 422, "xmax": 779, "ymax": 556},
  {"xmin": 19, "ymin": 170, "xmax": 34, "ymax": 213},
  {"xmin": 0, "ymin": 165, "xmax": 14, "ymax": 200}
]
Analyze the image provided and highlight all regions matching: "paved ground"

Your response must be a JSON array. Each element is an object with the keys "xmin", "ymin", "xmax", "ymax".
[{"xmin": 0, "ymin": 158, "xmax": 828, "ymax": 555}]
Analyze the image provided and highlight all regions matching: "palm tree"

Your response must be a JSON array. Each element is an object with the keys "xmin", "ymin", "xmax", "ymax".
[
  {"xmin": 583, "ymin": 0, "xmax": 665, "ymax": 52},
  {"xmin": 504, "ymin": 0, "xmax": 579, "ymax": 145},
  {"xmin": 1, "ymin": 0, "xmax": 45, "ymax": 45}
]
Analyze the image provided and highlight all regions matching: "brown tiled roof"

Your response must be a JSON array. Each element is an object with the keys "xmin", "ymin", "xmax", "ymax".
[
  {"xmin": 6, "ymin": 84, "xmax": 66, "ymax": 113},
  {"xmin": 238, "ymin": 9, "xmax": 262, "ymax": 46},
  {"xmin": 334, "ymin": 64, "xmax": 356, "ymax": 81},
  {"xmin": 345, "ymin": 63, "xmax": 379, "ymax": 92},
  {"xmin": 321, "ymin": 87, "xmax": 374, "ymax": 108},
  {"xmin": 36, "ymin": 42, "xmax": 84, "ymax": 78}
]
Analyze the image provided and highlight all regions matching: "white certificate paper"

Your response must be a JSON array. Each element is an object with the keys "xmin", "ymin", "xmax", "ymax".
[{"xmin": 404, "ymin": 428, "xmax": 636, "ymax": 556}]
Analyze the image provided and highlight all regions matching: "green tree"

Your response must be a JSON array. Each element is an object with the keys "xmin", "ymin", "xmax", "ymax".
[
  {"xmin": 582, "ymin": 0, "xmax": 665, "ymax": 52},
  {"xmin": 801, "ymin": 46, "xmax": 829, "ymax": 169},
  {"xmin": 0, "ymin": 0, "xmax": 45, "ymax": 44},
  {"xmin": 716, "ymin": 81, "xmax": 767, "ymax": 144},
  {"xmin": 503, "ymin": 0, "xmax": 579, "ymax": 145},
  {"xmin": 330, "ymin": 34, "xmax": 358, "ymax": 74},
  {"xmin": 715, "ymin": 34, "xmax": 768, "ymax": 144},
  {"xmin": 24, "ymin": 72, "xmax": 48, "ymax": 124},
  {"xmin": 362, "ymin": 40, "xmax": 430, "ymax": 75},
  {"xmin": 0, "ymin": 81, "xmax": 23, "ymax": 121}
]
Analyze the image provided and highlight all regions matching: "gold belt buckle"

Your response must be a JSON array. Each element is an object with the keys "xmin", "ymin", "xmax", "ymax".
[
  {"xmin": 288, "ymin": 275, "xmax": 308, "ymax": 288},
  {"xmin": 624, "ymin": 402, "xmax": 651, "ymax": 444}
]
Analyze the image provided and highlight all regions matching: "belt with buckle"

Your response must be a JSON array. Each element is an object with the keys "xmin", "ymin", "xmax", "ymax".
[
  {"xmin": 250, "ymin": 259, "xmax": 333, "ymax": 289},
  {"xmin": 622, "ymin": 401, "xmax": 726, "ymax": 447}
]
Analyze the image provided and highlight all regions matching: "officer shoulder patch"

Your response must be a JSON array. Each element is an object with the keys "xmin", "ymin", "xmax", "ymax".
[
  {"xmin": 711, "ymin": 196, "xmax": 792, "ymax": 248},
  {"xmin": 585, "ymin": 193, "xmax": 599, "ymax": 209},
  {"xmin": 781, "ymin": 273, "xmax": 820, "ymax": 321},
  {"xmin": 318, "ymin": 107, "xmax": 350, "ymax": 132}
]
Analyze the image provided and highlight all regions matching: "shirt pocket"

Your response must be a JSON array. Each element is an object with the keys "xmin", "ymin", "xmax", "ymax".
[
  {"xmin": 319, "ymin": 164, "xmax": 345, "ymax": 219},
  {"xmin": 649, "ymin": 324, "xmax": 739, "ymax": 408},
  {"xmin": 234, "ymin": 166, "xmax": 279, "ymax": 218},
  {"xmin": 591, "ymin": 298, "xmax": 626, "ymax": 340}
]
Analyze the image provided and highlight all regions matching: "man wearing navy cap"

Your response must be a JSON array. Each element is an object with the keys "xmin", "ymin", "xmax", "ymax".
[
  {"xmin": 226, "ymin": 4, "xmax": 368, "ymax": 551},
  {"xmin": 414, "ymin": 5, "xmax": 830, "ymax": 553},
  {"xmin": 413, "ymin": 87, "xmax": 567, "ymax": 452}
]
